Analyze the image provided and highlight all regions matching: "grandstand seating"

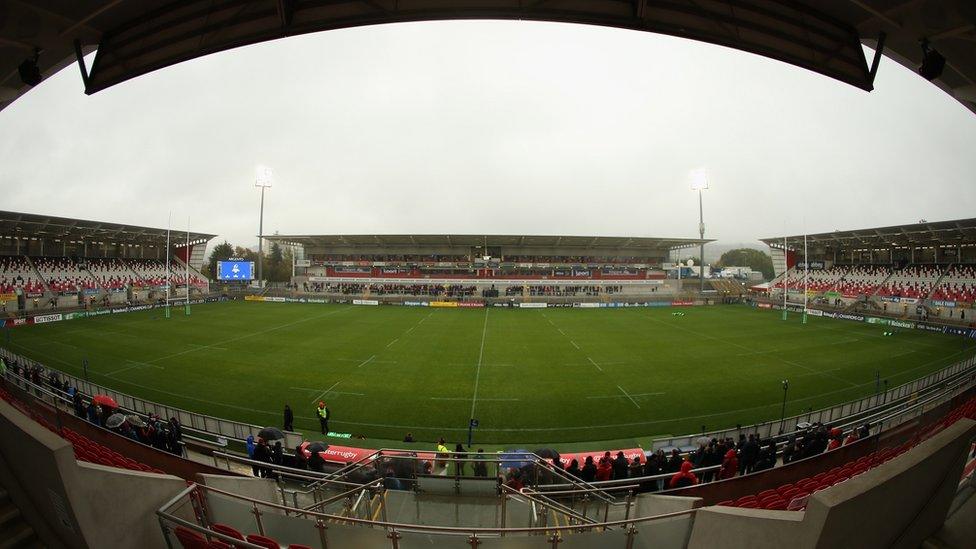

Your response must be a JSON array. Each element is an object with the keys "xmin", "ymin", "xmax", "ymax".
[
  {"xmin": 0, "ymin": 255, "xmax": 46, "ymax": 295},
  {"xmin": 715, "ymin": 395, "xmax": 976, "ymax": 511},
  {"xmin": 931, "ymin": 264, "xmax": 976, "ymax": 303},
  {"xmin": 31, "ymin": 256, "xmax": 98, "ymax": 293},
  {"xmin": 833, "ymin": 265, "xmax": 890, "ymax": 297},
  {"xmin": 84, "ymin": 257, "xmax": 141, "ymax": 290},
  {"xmin": 876, "ymin": 265, "xmax": 942, "ymax": 299},
  {"xmin": 0, "ymin": 384, "xmax": 163, "ymax": 474},
  {"xmin": 772, "ymin": 266, "xmax": 847, "ymax": 292}
]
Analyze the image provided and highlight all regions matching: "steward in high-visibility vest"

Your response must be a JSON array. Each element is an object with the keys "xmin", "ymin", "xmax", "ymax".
[{"xmin": 316, "ymin": 401, "xmax": 330, "ymax": 435}]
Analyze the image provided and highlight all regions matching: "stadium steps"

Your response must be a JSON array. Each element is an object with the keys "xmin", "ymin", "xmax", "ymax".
[
  {"xmin": 923, "ymin": 263, "xmax": 954, "ymax": 301},
  {"xmin": 0, "ymin": 486, "xmax": 42, "ymax": 548},
  {"xmin": 20, "ymin": 256, "xmax": 49, "ymax": 295}
]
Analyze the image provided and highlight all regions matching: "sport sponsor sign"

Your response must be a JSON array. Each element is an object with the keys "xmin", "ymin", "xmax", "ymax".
[
  {"xmin": 244, "ymin": 295, "xmax": 265, "ymax": 302},
  {"xmin": 806, "ymin": 309, "xmax": 824, "ymax": 317},
  {"xmin": 352, "ymin": 299, "xmax": 379, "ymax": 306},
  {"xmin": 671, "ymin": 300, "xmax": 694, "ymax": 307},
  {"xmin": 573, "ymin": 302, "xmax": 601, "ymax": 308},
  {"xmin": 456, "ymin": 302, "xmax": 485, "ymax": 308},
  {"xmin": 404, "ymin": 301, "xmax": 427, "ymax": 307},
  {"xmin": 559, "ymin": 447, "xmax": 645, "ymax": 469},
  {"xmin": 317, "ymin": 445, "xmax": 376, "ymax": 465},
  {"xmin": 0, "ymin": 292, "xmax": 16, "ymax": 303},
  {"xmin": 265, "ymin": 297, "xmax": 286, "ymax": 303},
  {"xmin": 931, "ymin": 300, "xmax": 956, "ymax": 308},
  {"xmin": 757, "ymin": 303, "xmax": 773, "ymax": 309},
  {"xmin": 33, "ymin": 313, "xmax": 63, "ymax": 324},
  {"xmin": 295, "ymin": 259, "xmax": 311, "ymax": 267},
  {"xmin": 429, "ymin": 301, "xmax": 458, "ymax": 308},
  {"xmin": 889, "ymin": 320, "xmax": 916, "ymax": 329},
  {"xmin": 519, "ymin": 302, "xmax": 548, "ymax": 308},
  {"xmin": 4, "ymin": 318, "xmax": 28, "ymax": 328}
]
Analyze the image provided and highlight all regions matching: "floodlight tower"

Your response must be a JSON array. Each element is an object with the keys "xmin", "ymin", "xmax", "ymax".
[
  {"xmin": 690, "ymin": 169, "xmax": 708, "ymax": 290},
  {"xmin": 255, "ymin": 166, "xmax": 274, "ymax": 289}
]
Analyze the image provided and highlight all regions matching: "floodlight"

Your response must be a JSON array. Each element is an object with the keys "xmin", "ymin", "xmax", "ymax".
[
  {"xmin": 255, "ymin": 165, "xmax": 274, "ymax": 188},
  {"xmin": 689, "ymin": 168, "xmax": 709, "ymax": 190}
]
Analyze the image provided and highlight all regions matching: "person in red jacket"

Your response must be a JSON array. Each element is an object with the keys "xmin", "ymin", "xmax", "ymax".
[
  {"xmin": 827, "ymin": 428, "xmax": 844, "ymax": 451},
  {"xmin": 595, "ymin": 454, "xmax": 613, "ymax": 481},
  {"xmin": 718, "ymin": 449, "xmax": 738, "ymax": 480},
  {"xmin": 669, "ymin": 460, "xmax": 698, "ymax": 489}
]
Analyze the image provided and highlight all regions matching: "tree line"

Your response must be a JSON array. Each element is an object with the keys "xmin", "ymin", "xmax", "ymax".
[{"xmin": 203, "ymin": 240, "xmax": 294, "ymax": 283}]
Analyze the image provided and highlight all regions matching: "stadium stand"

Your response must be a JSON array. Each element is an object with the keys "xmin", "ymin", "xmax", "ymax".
[
  {"xmin": 876, "ymin": 264, "xmax": 943, "ymax": 299},
  {"xmin": 833, "ymin": 265, "xmax": 890, "ymax": 298},
  {"xmin": 84, "ymin": 257, "xmax": 141, "ymax": 290},
  {"xmin": 0, "ymin": 255, "xmax": 45, "ymax": 295},
  {"xmin": 31, "ymin": 256, "xmax": 98, "ymax": 293},
  {"xmin": 931, "ymin": 264, "xmax": 976, "ymax": 303}
]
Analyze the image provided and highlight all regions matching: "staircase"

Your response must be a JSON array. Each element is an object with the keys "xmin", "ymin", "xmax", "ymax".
[
  {"xmin": 0, "ymin": 482, "xmax": 42, "ymax": 548},
  {"xmin": 20, "ymin": 257, "xmax": 49, "ymax": 295}
]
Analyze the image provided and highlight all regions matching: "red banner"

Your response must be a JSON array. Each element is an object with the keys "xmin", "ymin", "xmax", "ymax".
[
  {"xmin": 457, "ymin": 302, "xmax": 485, "ymax": 308},
  {"xmin": 559, "ymin": 447, "xmax": 645, "ymax": 468},
  {"xmin": 317, "ymin": 445, "xmax": 376, "ymax": 465}
]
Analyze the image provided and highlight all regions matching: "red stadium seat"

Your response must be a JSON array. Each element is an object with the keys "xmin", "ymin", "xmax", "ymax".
[
  {"xmin": 210, "ymin": 524, "xmax": 246, "ymax": 542},
  {"xmin": 174, "ymin": 526, "xmax": 209, "ymax": 549},
  {"xmin": 245, "ymin": 534, "xmax": 280, "ymax": 549}
]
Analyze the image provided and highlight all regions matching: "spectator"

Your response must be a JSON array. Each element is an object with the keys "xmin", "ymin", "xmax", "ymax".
[
  {"xmin": 168, "ymin": 417, "xmax": 183, "ymax": 456},
  {"xmin": 668, "ymin": 460, "xmax": 698, "ymax": 489},
  {"xmin": 718, "ymin": 449, "xmax": 738, "ymax": 480},
  {"xmin": 272, "ymin": 441, "xmax": 284, "ymax": 467},
  {"xmin": 283, "ymin": 404, "xmax": 293, "ymax": 431},
  {"xmin": 741, "ymin": 434, "xmax": 759, "ymax": 474},
  {"xmin": 666, "ymin": 449, "xmax": 682, "ymax": 473},
  {"xmin": 72, "ymin": 391, "xmax": 85, "ymax": 418},
  {"xmin": 595, "ymin": 453, "xmax": 613, "ymax": 481},
  {"xmin": 827, "ymin": 428, "xmax": 843, "ymax": 451},
  {"xmin": 628, "ymin": 456, "xmax": 643, "ymax": 479},
  {"xmin": 253, "ymin": 438, "xmax": 272, "ymax": 478},
  {"xmin": 473, "ymin": 449, "xmax": 488, "ymax": 477},
  {"xmin": 454, "ymin": 443, "xmax": 467, "ymax": 476},
  {"xmin": 293, "ymin": 444, "xmax": 308, "ymax": 470},
  {"xmin": 316, "ymin": 401, "xmax": 330, "ymax": 435},
  {"xmin": 565, "ymin": 459, "xmax": 581, "ymax": 478},
  {"xmin": 612, "ymin": 451, "xmax": 630, "ymax": 480},
  {"xmin": 403, "ymin": 432, "xmax": 415, "ymax": 443},
  {"xmin": 580, "ymin": 456, "xmax": 597, "ymax": 482}
]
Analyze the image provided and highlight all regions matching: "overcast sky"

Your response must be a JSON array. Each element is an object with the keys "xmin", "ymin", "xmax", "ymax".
[{"xmin": 2, "ymin": 20, "xmax": 975, "ymax": 251}]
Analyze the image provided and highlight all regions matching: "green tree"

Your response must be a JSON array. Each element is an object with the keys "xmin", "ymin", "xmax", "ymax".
[
  {"xmin": 716, "ymin": 248, "xmax": 774, "ymax": 279},
  {"xmin": 204, "ymin": 241, "xmax": 234, "ymax": 278}
]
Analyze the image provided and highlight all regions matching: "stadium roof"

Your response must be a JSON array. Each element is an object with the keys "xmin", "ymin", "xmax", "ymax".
[
  {"xmin": 266, "ymin": 234, "xmax": 712, "ymax": 251},
  {"xmin": 2, "ymin": 1, "xmax": 975, "ymax": 114},
  {"xmin": 0, "ymin": 210, "xmax": 216, "ymax": 246},
  {"xmin": 759, "ymin": 218, "xmax": 976, "ymax": 250}
]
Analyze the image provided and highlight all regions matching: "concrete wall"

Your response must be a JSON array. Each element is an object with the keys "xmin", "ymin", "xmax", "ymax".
[
  {"xmin": 0, "ymin": 397, "xmax": 187, "ymax": 549},
  {"xmin": 687, "ymin": 419, "xmax": 976, "ymax": 549}
]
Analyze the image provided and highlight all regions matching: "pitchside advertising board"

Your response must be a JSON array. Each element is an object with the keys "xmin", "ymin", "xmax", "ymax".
[{"xmin": 217, "ymin": 260, "xmax": 254, "ymax": 281}]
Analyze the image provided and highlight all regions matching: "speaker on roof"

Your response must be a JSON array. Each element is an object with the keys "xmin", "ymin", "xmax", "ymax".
[{"xmin": 918, "ymin": 40, "xmax": 945, "ymax": 81}]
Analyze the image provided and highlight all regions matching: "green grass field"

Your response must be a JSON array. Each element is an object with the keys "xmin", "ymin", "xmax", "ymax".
[{"xmin": 4, "ymin": 302, "xmax": 975, "ymax": 449}]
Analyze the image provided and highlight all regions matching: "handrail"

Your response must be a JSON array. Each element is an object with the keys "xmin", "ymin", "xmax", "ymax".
[
  {"xmin": 502, "ymin": 484, "xmax": 598, "ymax": 526},
  {"xmin": 161, "ymin": 482, "xmax": 699, "ymax": 536},
  {"xmin": 210, "ymin": 450, "xmax": 363, "ymax": 488},
  {"xmin": 303, "ymin": 480, "xmax": 383, "ymax": 512}
]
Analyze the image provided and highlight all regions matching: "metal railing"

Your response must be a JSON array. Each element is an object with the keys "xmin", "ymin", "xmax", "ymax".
[{"xmin": 157, "ymin": 482, "xmax": 699, "ymax": 549}]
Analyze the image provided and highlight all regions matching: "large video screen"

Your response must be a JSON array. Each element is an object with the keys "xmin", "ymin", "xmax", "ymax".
[{"xmin": 217, "ymin": 261, "xmax": 254, "ymax": 281}]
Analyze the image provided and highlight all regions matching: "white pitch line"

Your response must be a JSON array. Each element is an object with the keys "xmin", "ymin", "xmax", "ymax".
[
  {"xmin": 470, "ymin": 307, "xmax": 490, "ymax": 419},
  {"xmin": 587, "ymin": 392, "xmax": 665, "ymax": 400},
  {"xmin": 386, "ymin": 338, "xmax": 399, "ymax": 348},
  {"xmin": 570, "ymin": 340, "xmax": 581, "ymax": 350},
  {"xmin": 587, "ymin": 357, "xmax": 603, "ymax": 372},
  {"xmin": 782, "ymin": 359, "xmax": 857, "ymax": 387},
  {"xmin": 617, "ymin": 385, "xmax": 641, "ymax": 409},
  {"xmin": 432, "ymin": 397, "xmax": 519, "ymax": 401},
  {"xmin": 310, "ymin": 380, "xmax": 341, "ymax": 404},
  {"xmin": 188, "ymin": 343, "xmax": 228, "ymax": 351},
  {"xmin": 356, "ymin": 355, "xmax": 377, "ymax": 368},
  {"xmin": 557, "ymin": 328, "xmax": 566, "ymax": 336}
]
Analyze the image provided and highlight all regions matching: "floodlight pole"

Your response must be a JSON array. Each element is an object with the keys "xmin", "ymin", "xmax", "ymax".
[
  {"xmin": 255, "ymin": 169, "xmax": 273, "ymax": 289},
  {"xmin": 782, "ymin": 236, "xmax": 788, "ymax": 320},
  {"xmin": 185, "ymin": 217, "xmax": 191, "ymax": 316},
  {"xmin": 802, "ymin": 232, "xmax": 808, "ymax": 325},
  {"xmin": 165, "ymin": 211, "xmax": 171, "ymax": 319},
  {"xmin": 698, "ymin": 188, "xmax": 705, "ymax": 291}
]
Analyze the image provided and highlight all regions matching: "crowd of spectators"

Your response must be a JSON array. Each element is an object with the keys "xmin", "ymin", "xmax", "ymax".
[
  {"xmin": 3, "ymin": 356, "xmax": 185, "ymax": 456},
  {"xmin": 369, "ymin": 283, "xmax": 476, "ymax": 297},
  {"xmin": 505, "ymin": 285, "xmax": 623, "ymax": 297}
]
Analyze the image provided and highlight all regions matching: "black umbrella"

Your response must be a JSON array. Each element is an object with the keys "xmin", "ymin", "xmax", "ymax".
[
  {"xmin": 307, "ymin": 441, "xmax": 327, "ymax": 454},
  {"xmin": 258, "ymin": 427, "xmax": 286, "ymax": 441},
  {"xmin": 534, "ymin": 448, "xmax": 561, "ymax": 465}
]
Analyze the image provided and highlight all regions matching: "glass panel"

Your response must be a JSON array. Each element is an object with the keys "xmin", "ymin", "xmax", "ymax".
[
  {"xmin": 559, "ymin": 528, "xmax": 632, "ymax": 549},
  {"xmin": 397, "ymin": 530, "xmax": 481, "ymax": 549},
  {"xmin": 632, "ymin": 515, "xmax": 693, "ymax": 549},
  {"xmin": 256, "ymin": 509, "xmax": 325, "ymax": 547},
  {"xmin": 206, "ymin": 492, "xmax": 262, "ymax": 533}
]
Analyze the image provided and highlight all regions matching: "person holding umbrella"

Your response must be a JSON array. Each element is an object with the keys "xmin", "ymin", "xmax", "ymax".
[{"xmin": 316, "ymin": 401, "xmax": 330, "ymax": 435}]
